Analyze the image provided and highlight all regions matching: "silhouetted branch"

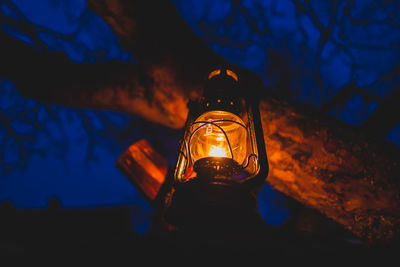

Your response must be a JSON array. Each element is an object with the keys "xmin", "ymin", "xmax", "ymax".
[
  {"xmin": 359, "ymin": 88, "xmax": 400, "ymax": 138},
  {"xmin": 1, "ymin": 0, "xmax": 88, "ymax": 43},
  {"xmin": 344, "ymin": 0, "xmax": 400, "ymax": 27},
  {"xmin": 292, "ymin": 0, "xmax": 340, "ymax": 103},
  {"xmin": 0, "ymin": 109, "xmax": 27, "ymax": 172},
  {"xmin": 321, "ymin": 81, "xmax": 384, "ymax": 114},
  {"xmin": 231, "ymin": 0, "xmax": 269, "ymax": 36},
  {"xmin": 322, "ymin": 64, "xmax": 400, "ymax": 136}
]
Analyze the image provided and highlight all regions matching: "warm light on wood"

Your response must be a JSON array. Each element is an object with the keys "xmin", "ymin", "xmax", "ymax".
[{"xmin": 116, "ymin": 139, "xmax": 168, "ymax": 202}]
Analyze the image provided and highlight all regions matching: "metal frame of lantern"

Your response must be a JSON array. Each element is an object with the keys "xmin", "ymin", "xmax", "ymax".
[{"xmin": 173, "ymin": 68, "xmax": 268, "ymax": 190}]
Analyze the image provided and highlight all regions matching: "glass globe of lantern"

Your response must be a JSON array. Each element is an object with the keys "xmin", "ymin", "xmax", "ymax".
[
  {"xmin": 189, "ymin": 110, "xmax": 247, "ymax": 165},
  {"xmin": 174, "ymin": 68, "xmax": 268, "ymax": 187}
]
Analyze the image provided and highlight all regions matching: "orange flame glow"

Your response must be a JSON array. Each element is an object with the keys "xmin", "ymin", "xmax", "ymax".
[{"xmin": 208, "ymin": 145, "xmax": 228, "ymax": 157}]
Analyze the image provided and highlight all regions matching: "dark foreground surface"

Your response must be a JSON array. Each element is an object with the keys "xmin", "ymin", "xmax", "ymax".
[{"xmin": 1, "ymin": 205, "xmax": 398, "ymax": 265}]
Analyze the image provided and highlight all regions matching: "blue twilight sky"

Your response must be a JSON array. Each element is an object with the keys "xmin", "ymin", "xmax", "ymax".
[{"xmin": 1, "ymin": 0, "xmax": 399, "ymax": 233}]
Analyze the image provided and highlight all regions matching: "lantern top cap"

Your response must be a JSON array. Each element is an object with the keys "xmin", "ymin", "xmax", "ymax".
[
  {"xmin": 202, "ymin": 68, "xmax": 242, "ymax": 111},
  {"xmin": 208, "ymin": 68, "xmax": 238, "ymax": 82}
]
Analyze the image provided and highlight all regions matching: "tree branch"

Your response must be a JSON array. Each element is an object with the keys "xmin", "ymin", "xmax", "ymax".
[
  {"xmin": 320, "ymin": 81, "xmax": 384, "ymax": 115},
  {"xmin": 0, "ymin": 31, "xmax": 189, "ymax": 128},
  {"xmin": 292, "ymin": 0, "xmax": 340, "ymax": 104},
  {"xmin": 359, "ymin": 88, "xmax": 400, "ymax": 138},
  {"xmin": 0, "ymin": 109, "xmax": 27, "ymax": 171},
  {"xmin": 261, "ymin": 98, "xmax": 400, "ymax": 244}
]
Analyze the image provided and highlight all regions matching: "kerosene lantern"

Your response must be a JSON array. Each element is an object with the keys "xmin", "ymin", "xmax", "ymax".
[{"xmin": 165, "ymin": 68, "xmax": 269, "ymax": 229}]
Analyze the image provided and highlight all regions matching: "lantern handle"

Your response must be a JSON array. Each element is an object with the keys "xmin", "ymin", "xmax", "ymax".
[{"xmin": 242, "ymin": 153, "xmax": 258, "ymax": 169}]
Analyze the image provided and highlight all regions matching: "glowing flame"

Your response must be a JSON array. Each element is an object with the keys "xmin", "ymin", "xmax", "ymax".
[
  {"xmin": 208, "ymin": 145, "xmax": 228, "ymax": 158},
  {"xmin": 216, "ymin": 133, "xmax": 224, "ymax": 141}
]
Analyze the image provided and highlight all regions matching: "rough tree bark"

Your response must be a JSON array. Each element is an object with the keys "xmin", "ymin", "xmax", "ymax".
[
  {"xmin": 262, "ymin": 98, "xmax": 400, "ymax": 244},
  {"xmin": 2, "ymin": 0, "xmax": 399, "ymax": 244}
]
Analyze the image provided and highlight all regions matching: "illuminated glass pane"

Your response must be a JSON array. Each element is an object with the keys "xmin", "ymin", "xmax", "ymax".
[{"xmin": 189, "ymin": 111, "xmax": 247, "ymax": 165}]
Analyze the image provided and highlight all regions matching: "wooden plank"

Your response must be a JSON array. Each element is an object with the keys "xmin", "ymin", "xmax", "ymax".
[{"xmin": 116, "ymin": 139, "xmax": 168, "ymax": 203}]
